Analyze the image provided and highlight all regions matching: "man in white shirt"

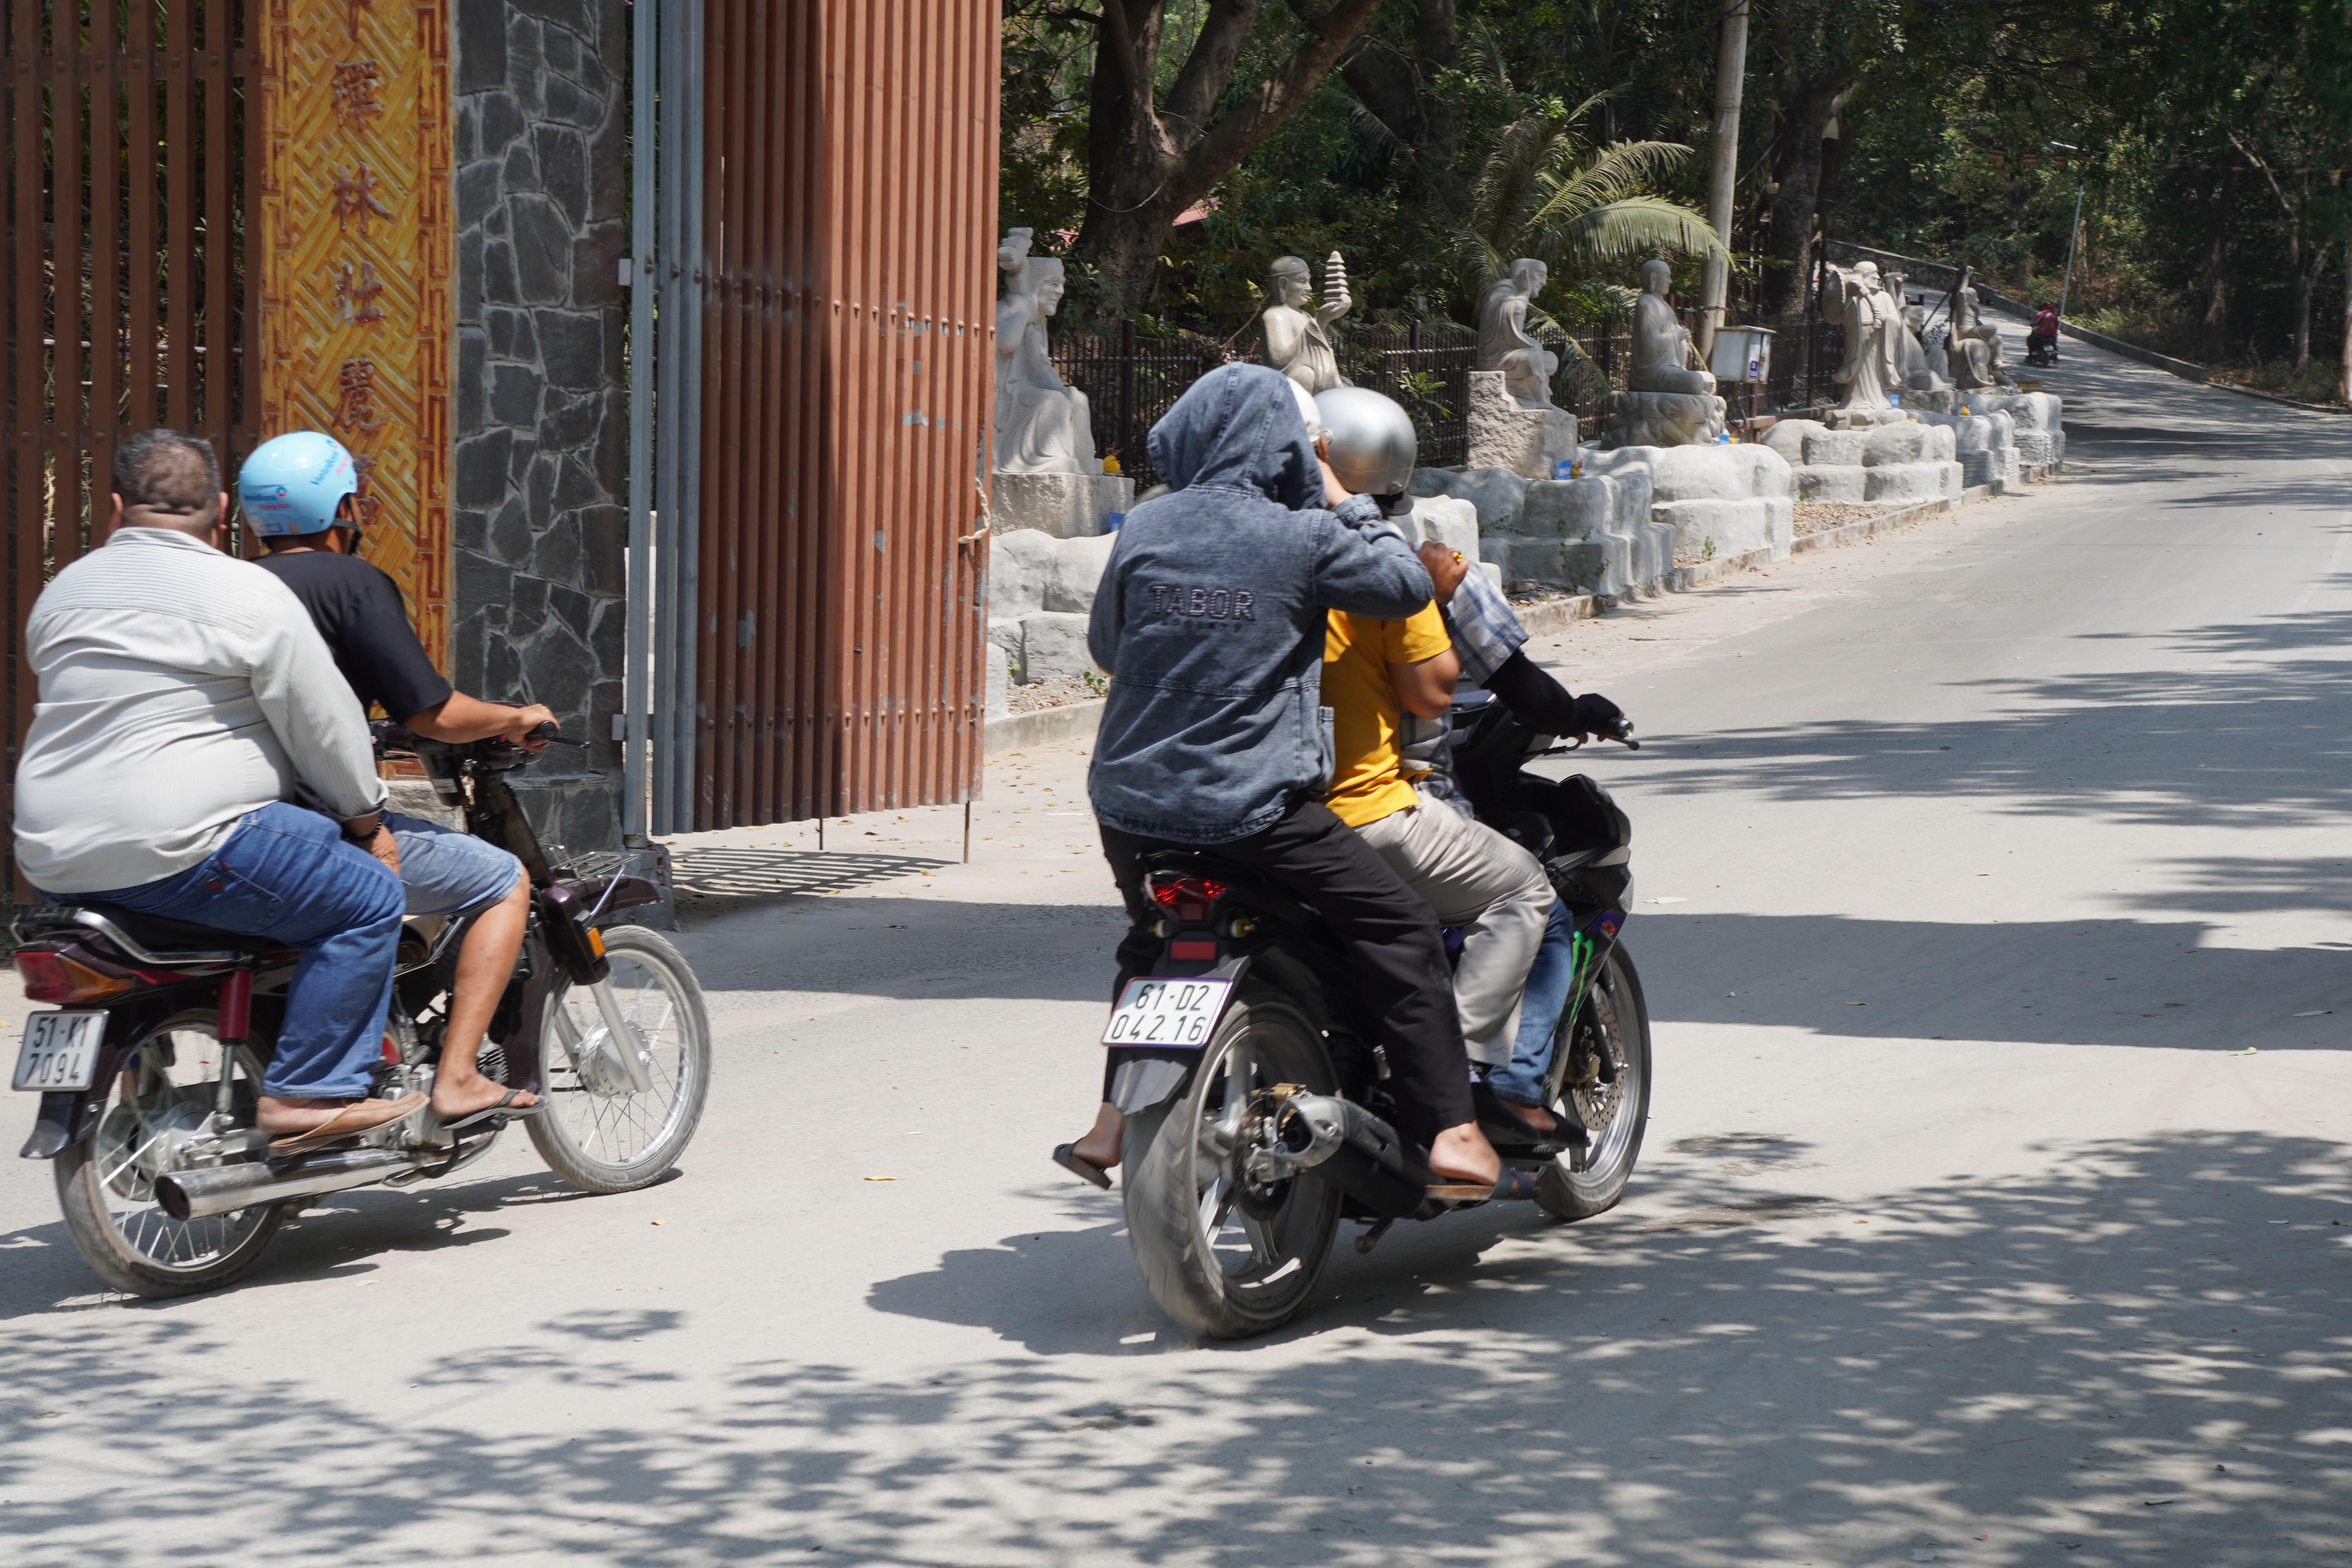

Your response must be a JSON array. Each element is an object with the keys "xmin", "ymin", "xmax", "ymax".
[{"xmin": 14, "ymin": 431, "xmax": 421, "ymax": 1152}]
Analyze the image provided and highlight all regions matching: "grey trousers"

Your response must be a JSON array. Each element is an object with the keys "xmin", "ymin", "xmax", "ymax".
[{"xmin": 1352, "ymin": 786, "xmax": 1552, "ymax": 1065}]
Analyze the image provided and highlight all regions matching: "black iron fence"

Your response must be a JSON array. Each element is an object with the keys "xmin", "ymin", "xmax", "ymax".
[{"xmin": 1050, "ymin": 313, "xmax": 1835, "ymax": 483}]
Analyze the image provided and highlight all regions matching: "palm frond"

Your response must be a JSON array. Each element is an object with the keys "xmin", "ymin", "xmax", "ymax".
[
  {"xmin": 1534, "ymin": 196, "xmax": 1729, "ymax": 267},
  {"xmin": 1527, "ymin": 141, "xmax": 1697, "ymax": 229}
]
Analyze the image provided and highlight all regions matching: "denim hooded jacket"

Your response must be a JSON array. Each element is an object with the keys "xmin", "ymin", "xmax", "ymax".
[{"xmin": 1085, "ymin": 363, "xmax": 1433, "ymax": 844}]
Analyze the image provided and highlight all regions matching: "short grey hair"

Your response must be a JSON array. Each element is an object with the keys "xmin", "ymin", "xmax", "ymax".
[{"xmin": 113, "ymin": 430, "xmax": 219, "ymax": 514}]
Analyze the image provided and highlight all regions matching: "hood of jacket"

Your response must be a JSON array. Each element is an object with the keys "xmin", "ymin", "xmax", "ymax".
[{"xmin": 1146, "ymin": 363, "xmax": 1319, "ymax": 508}]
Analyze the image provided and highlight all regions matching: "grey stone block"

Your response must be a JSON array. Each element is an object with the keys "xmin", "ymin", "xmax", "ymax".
[
  {"xmin": 536, "ymin": 309, "xmax": 605, "ymax": 389},
  {"xmin": 510, "ymin": 194, "xmax": 574, "ymax": 303},
  {"xmin": 987, "ymin": 528, "xmax": 1056, "ymax": 619},
  {"xmin": 532, "ymin": 523, "xmax": 585, "ymax": 589},
  {"xmin": 455, "ymin": 430, "xmax": 513, "ymax": 507},
  {"xmin": 1465, "ymin": 371, "xmax": 1576, "ymax": 481},
  {"xmin": 488, "ymin": 495, "xmax": 532, "ymax": 564},
  {"xmin": 1018, "ymin": 613, "xmax": 1099, "ymax": 682},
  {"xmin": 456, "ymin": 0, "xmax": 509, "ymax": 94},
  {"xmin": 1409, "ymin": 465, "xmax": 1530, "ymax": 530},
  {"xmin": 547, "ymin": 582, "xmax": 593, "ymax": 640},
  {"xmin": 488, "ymin": 361, "xmax": 540, "ymax": 427},
  {"xmin": 1793, "ymin": 465, "xmax": 1866, "ymax": 503},
  {"xmin": 457, "ymin": 329, "xmax": 487, "ymax": 430}
]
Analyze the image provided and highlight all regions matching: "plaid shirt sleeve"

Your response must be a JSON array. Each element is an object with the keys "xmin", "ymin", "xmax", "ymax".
[{"xmin": 1441, "ymin": 566, "xmax": 1529, "ymax": 686}]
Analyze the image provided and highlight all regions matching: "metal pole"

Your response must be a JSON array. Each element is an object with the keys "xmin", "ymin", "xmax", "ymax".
[
  {"xmin": 1695, "ymin": 0, "xmax": 1749, "ymax": 361},
  {"xmin": 622, "ymin": 0, "xmax": 658, "ymax": 846},
  {"xmin": 2341, "ymin": 200, "xmax": 2351, "ymax": 405},
  {"xmin": 2057, "ymin": 181, "xmax": 2084, "ymax": 325},
  {"xmin": 963, "ymin": 800, "xmax": 971, "ymax": 864},
  {"xmin": 1118, "ymin": 318, "xmax": 1136, "ymax": 471}
]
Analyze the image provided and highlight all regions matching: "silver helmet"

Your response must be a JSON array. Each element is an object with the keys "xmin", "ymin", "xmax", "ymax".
[{"xmin": 1313, "ymin": 386, "xmax": 1416, "ymax": 498}]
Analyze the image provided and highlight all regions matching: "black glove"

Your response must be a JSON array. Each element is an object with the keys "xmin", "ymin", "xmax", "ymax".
[{"xmin": 1483, "ymin": 651, "xmax": 1623, "ymax": 735}]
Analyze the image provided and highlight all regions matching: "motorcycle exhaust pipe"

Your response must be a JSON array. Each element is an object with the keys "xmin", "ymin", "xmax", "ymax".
[
  {"xmin": 1265, "ymin": 1092, "xmax": 1434, "ymax": 1219},
  {"xmin": 155, "ymin": 1148, "xmax": 413, "ymax": 1221}
]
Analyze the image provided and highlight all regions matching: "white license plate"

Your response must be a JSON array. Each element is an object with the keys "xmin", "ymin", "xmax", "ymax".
[
  {"xmin": 11, "ymin": 1010, "xmax": 109, "ymax": 1093},
  {"xmin": 1101, "ymin": 977, "xmax": 1232, "ymax": 1048}
]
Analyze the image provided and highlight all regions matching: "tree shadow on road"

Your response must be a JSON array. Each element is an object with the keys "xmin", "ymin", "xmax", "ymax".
[{"xmin": 4, "ymin": 1132, "xmax": 2348, "ymax": 1567}]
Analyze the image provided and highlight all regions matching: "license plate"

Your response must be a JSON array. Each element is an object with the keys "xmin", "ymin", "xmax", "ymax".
[
  {"xmin": 1101, "ymin": 978, "xmax": 1232, "ymax": 1047},
  {"xmin": 11, "ymin": 1011, "xmax": 109, "ymax": 1093}
]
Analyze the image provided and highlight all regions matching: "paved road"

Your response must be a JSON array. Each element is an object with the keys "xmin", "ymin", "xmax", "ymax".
[{"xmin": 6, "ymin": 329, "xmax": 2352, "ymax": 1568}]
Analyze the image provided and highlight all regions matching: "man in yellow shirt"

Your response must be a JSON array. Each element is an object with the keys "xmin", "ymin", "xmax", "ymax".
[{"xmin": 1323, "ymin": 590, "xmax": 1553, "ymax": 1082}]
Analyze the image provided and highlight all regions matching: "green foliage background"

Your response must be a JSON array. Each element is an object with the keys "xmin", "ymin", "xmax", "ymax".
[{"xmin": 1002, "ymin": 0, "xmax": 2352, "ymax": 386}]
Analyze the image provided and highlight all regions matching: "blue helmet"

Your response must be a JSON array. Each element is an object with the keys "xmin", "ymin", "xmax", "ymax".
[{"xmin": 238, "ymin": 431, "xmax": 359, "ymax": 538}]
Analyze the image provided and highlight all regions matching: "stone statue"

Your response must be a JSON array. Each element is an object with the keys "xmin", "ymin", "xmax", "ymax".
[
  {"xmin": 1882, "ymin": 270, "xmax": 1956, "ymax": 407},
  {"xmin": 1831, "ymin": 261, "xmax": 1900, "ymax": 412},
  {"xmin": 1945, "ymin": 267, "xmax": 2014, "ymax": 391},
  {"xmin": 1262, "ymin": 252, "xmax": 1351, "ymax": 394},
  {"xmin": 1601, "ymin": 258, "xmax": 1725, "ymax": 448},
  {"xmin": 1476, "ymin": 258, "xmax": 1560, "ymax": 406},
  {"xmin": 992, "ymin": 229, "xmax": 1096, "ymax": 476}
]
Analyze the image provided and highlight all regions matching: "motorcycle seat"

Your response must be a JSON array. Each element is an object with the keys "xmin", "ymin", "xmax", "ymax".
[{"xmin": 64, "ymin": 901, "xmax": 287, "ymax": 959}]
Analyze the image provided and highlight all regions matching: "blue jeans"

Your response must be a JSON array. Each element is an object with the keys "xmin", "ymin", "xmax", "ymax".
[
  {"xmin": 65, "ymin": 802, "xmax": 406, "ymax": 1098},
  {"xmin": 385, "ymin": 812, "xmax": 523, "ymax": 917},
  {"xmin": 1487, "ymin": 899, "xmax": 1577, "ymax": 1105}
]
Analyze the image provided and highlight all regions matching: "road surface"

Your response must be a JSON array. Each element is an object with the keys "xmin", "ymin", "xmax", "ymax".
[{"xmin": 4, "ymin": 327, "xmax": 2350, "ymax": 1568}]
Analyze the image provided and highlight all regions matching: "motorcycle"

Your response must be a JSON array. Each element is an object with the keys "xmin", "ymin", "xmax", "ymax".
[
  {"xmin": 10, "ymin": 720, "xmax": 711, "ymax": 1297},
  {"xmin": 1104, "ymin": 700, "xmax": 1650, "ymax": 1337}
]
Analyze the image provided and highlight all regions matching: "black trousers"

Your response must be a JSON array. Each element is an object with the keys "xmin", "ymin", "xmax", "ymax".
[{"xmin": 1098, "ymin": 799, "xmax": 1475, "ymax": 1142}]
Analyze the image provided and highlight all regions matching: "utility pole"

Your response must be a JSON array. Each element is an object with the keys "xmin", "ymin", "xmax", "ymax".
[
  {"xmin": 2051, "ymin": 142, "xmax": 2085, "ymax": 326},
  {"xmin": 1695, "ymin": 0, "xmax": 1750, "ymax": 361}
]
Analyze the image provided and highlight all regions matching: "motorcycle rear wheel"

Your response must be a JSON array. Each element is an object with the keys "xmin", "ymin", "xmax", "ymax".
[
  {"xmin": 54, "ymin": 1010, "xmax": 286, "ymax": 1297},
  {"xmin": 1535, "ymin": 945, "xmax": 1653, "ymax": 1221},
  {"xmin": 529, "ymin": 926, "xmax": 712, "ymax": 1194},
  {"xmin": 1122, "ymin": 988, "xmax": 1341, "ymax": 1339}
]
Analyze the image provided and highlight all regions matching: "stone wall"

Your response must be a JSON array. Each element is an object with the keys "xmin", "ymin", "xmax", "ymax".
[{"xmin": 450, "ymin": 0, "xmax": 630, "ymax": 857}]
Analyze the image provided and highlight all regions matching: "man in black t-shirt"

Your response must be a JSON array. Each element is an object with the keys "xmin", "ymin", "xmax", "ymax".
[{"xmin": 243, "ymin": 435, "xmax": 557, "ymax": 1129}]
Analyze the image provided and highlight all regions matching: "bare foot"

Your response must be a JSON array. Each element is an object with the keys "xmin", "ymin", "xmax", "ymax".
[
  {"xmin": 1426, "ymin": 1121, "xmax": 1501, "ymax": 1186},
  {"xmin": 430, "ymin": 1068, "xmax": 538, "ymax": 1121},
  {"xmin": 261, "ymin": 1093, "xmax": 427, "ymax": 1152},
  {"xmin": 1069, "ymin": 1101, "xmax": 1124, "ymax": 1170}
]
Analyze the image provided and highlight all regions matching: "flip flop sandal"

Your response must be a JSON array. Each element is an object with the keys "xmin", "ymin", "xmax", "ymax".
[
  {"xmin": 1425, "ymin": 1167, "xmax": 1542, "ymax": 1205},
  {"xmin": 267, "ymin": 1093, "xmax": 428, "ymax": 1156},
  {"xmin": 1052, "ymin": 1143, "xmax": 1112, "ymax": 1190},
  {"xmin": 437, "ymin": 1088, "xmax": 545, "ymax": 1132}
]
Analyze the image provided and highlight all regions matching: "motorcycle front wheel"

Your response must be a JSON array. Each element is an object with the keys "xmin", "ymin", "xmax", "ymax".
[
  {"xmin": 1535, "ymin": 944, "xmax": 1653, "ymax": 1221},
  {"xmin": 1122, "ymin": 987, "xmax": 1341, "ymax": 1339},
  {"xmin": 529, "ymin": 926, "xmax": 712, "ymax": 1194},
  {"xmin": 54, "ymin": 1009, "xmax": 287, "ymax": 1297}
]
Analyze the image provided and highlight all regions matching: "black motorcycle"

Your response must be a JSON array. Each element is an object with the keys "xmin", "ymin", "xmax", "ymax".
[
  {"xmin": 9, "ymin": 721, "xmax": 710, "ymax": 1297},
  {"xmin": 1103, "ymin": 702, "xmax": 1650, "ymax": 1337}
]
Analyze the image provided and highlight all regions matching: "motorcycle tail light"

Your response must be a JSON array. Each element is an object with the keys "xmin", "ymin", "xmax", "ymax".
[
  {"xmin": 16, "ymin": 949, "xmax": 133, "ymax": 1004},
  {"xmin": 1149, "ymin": 875, "xmax": 1225, "ymax": 924},
  {"xmin": 1170, "ymin": 938, "xmax": 1218, "ymax": 961}
]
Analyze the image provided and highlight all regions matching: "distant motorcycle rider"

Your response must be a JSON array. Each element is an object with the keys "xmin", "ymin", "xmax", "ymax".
[{"xmin": 239, "ymin": 430, "xmax": 555, "ymax": 1129}]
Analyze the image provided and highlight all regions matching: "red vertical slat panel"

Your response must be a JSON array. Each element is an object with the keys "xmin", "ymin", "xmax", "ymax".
[
  {"xmin": 52, "ymin": 0, "xmax": 85, "ymax": 561},
  {"xmin": 4, "ymin": 1, "xmax": 255, "ymax": 833},
  {"xmin": 162, "ymin": 0, "xmax": 192, "ymax": 435},
  {"xmin": 691, "ymin": 0, "xmax": 990, "ymax": 829}
]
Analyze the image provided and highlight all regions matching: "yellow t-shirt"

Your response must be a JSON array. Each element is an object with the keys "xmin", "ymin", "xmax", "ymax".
[{"xmin": 1322, "ymin": 603, "xmax": 1453, "ymax": 828}]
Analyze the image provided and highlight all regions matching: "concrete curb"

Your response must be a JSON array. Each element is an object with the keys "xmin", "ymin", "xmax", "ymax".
[
  {"xmin": 2198, "ymin": 379, "xmax": 2351, "ymax": 416},
  {"xmin": 985, "ymin": 696, "xmax": 1107, "ymax": 755},
  {"xmin": 2049, "ymin": 321, "xmax": 2208, "ymax": 383}
]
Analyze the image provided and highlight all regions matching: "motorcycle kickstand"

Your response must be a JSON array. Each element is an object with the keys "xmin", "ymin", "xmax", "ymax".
[{"xmin": 1356, "ymin": 1217, "xmax": 1396, "ymax": 1256}]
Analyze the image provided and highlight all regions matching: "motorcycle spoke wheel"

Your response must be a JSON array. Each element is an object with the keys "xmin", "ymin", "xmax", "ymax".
[
  {"xmin": 1536, "ymin": 946, "xmax": 1653, "ymax": 1222},
  {"xmin": 528, "ymin": 926, "xmax": 712, "ymax": 1194},
  {"xmin": 54, "ymin": 1013, "xmax": 285, "ymax": 1297},
  {"xmin": 1121, "ymin": 991, "xmax": 1340, "ymax": 1339}
]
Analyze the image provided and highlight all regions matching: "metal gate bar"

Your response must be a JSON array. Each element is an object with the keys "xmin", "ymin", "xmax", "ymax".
[{"xmin": 3, "ymin": 0, "xmax": 254, "ymax": 824}]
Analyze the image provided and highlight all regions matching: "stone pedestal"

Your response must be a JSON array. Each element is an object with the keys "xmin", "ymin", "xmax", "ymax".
[
  {"xmin": 1602, "ymin": 388, "xmax": 1725, "ymax": 448},
  {"xmin": 985, "ymin": 526, "xmax": 1119, "ymax": 684},
  {"xmin": 1821, "ymin": 405, "xmax": 1912, "ymax": 430},
  {"xmin": 1416, "ymin": 465, "xmax": 1671, "ymax": 599},
  {"xmin": 1760, "ymin": 418, "xmax": 1965, "ymax": 505},
  {"xmin": 1465, "ymin": 371, "xmax": 1577, "ymax": 479},
  {"xmin": 1583, "ymin": 445, "xmax": 1793, "ymax": 563},
  {"xmin": 991, "ymin": 470, "xmax": 1132, "ymax": 539}
]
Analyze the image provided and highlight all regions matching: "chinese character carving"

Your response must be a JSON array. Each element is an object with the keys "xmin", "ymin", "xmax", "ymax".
[
  {"xmin": 331, "ymin": 61, "xmax": 384, "ymax": 131},
  {"xmin": 334, "ymin": 261, "xmax": 388, "ymax": 327},
  {"xmin": 348, "ymin": 451, "xmax": 385, "ymax": 528},
  {"xmin": 335, "ymin": 359, "xmax": 386, "ymax": 434},
  {"xmin": 332, "ymin": 163, "xmax": 393, "ymax": 237}
]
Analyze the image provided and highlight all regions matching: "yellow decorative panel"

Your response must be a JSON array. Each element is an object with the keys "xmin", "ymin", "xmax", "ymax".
[{"xmin": 258, "ymin": 0, "xmax": 454, "ymax": 661}]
